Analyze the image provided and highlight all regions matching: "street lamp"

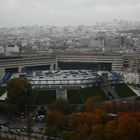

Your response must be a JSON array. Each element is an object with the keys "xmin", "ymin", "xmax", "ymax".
[{"xmin": 24, "ymin": 88, "xmax": 27, "ymax": 118}]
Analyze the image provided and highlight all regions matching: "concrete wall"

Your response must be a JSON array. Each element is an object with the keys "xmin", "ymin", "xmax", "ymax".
[{"xmin": 0, "ymin": 68, "xmax": 5, "ymax": 83}]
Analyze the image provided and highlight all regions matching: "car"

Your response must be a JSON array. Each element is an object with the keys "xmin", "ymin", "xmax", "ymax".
[
  {"xmin": 16, "ymin": 129, "xmax": 21, "ymax": 133},
  {"xmin": 19, "ymin": 128, "xmax": 25, "ymax": 132},
  {"xmin": 1, "ymin": 126, "xmax": 9, "ymax": 132},
  {"xmin": 47, "ymin": 136, "xmax": 55, "ymax": 140},
  {"xmin": 36, "ymin": 115, "xmax": 45, "ymax": 122},
  {"xmin": 8, "ymin": 129, "xmax": 16, "ymax": 134}
]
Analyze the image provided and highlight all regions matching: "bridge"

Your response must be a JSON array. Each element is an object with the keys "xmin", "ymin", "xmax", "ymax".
[
  {"xmin": 0, "ymin": 52, "xmax": 123, "ymax": 82},
  {"xmin": 57, "ymin": 52, "xmax": 123, "ymax": 71}
]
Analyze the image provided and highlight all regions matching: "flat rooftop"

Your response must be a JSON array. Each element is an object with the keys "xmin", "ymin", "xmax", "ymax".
[
  {"xmin": 10, "ymin": 70, "xmax": 121, "ymax": 89},
  {"xmin": 25, "ymin": 70, "xmax": 97, "ymax": 88}
]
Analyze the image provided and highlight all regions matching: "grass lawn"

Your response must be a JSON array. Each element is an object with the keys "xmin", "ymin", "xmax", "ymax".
[
  {"xmin": 0, "ymin": 86, "xmax": 6, "ymax": 96},
  {"xmin": 112, "ymin": 83, "xmax": 136, "ymax": 98},
  {"xmin": 67, "ymin": 87, "xmax": 108, "ymax": 104},
  {"xmin": 31, "ymin": 90, "xmax": 56, "ymax": 105},
  {"xmin": 31, "ymin": 87, "xmax": 107, "ymax": 105},
  {"xmin": 30, "ymin": 83, "xmax": 136, "ymax": 105}
]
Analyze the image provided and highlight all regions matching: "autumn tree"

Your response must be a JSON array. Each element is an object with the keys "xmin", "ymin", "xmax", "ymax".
[
  {"xmin": 45, "ymin": 110, "xmax": 65, "ymax": 137},
  {"xmin": 90, "ymin": 124, "xmax": 104, "ymax": 140},
  {"xmin": 101, "ymin": 101, "xmax": 118, "ymax": 113},
  {"xmin": 76, "ymin": 123, "xmax": 90, "ymax": 140},
  {"xmin": 67, "ymin": 112, "xmax": 104, "ymax": 140},
  {"xmin": 50, "ymin": 99, "xmax": 71, "ymax": 115},
  {"xmin": 101, "ymin": 100, "xmax": 140, "ymax": 114},
  {"xmin": 84, "ymin": 96, "xmax": 103, "ymax": 111},
  {"xmin": 62, "ymin": 130, "xmax": 80, "ymax": 140},
  {"xmin": 93, "ymin": 109, "xmax": 110, "ymax": 124},
  {"xmin": 6, "ymin": 77, "xmax": 32, "ymax": 113},
  {"xmin": 68, "ymin": 112, "xmax": 101, "ymax": 131},
  {"xmin": 105, "ymin": 112, "xmax": 140, "ymax": 140},
  {"xmin": 46, "ymin": 110, "xmax": 65, "ymax": 129}
]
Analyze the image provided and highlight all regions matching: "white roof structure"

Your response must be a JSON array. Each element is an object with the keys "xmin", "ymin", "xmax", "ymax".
[{"xmin": 26, "ymin": 70, "xmax": 98, "ymax": 89}]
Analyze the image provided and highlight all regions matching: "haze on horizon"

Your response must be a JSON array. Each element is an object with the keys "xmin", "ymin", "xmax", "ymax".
[{"xmin": 0, "ymin": 0, "xmax": 140, "ymax": 27}]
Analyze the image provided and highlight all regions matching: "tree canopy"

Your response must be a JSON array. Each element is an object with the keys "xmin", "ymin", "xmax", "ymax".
[
  {"xmin": 50, "ymin": 99, "xmax": 71, "ymax": 115},
  {"xmin": 105, "ymin": 112, "xmax": 140, "ymax": 140},
  {"xmin": 6, "ymin": 77, "xmax": 32, "ymax": 112},
  {"xmin": 84, "ymin": 96, "xmax": 103, "ymax": 111}
]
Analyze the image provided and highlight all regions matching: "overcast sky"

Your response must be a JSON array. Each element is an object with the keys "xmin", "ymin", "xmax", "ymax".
[{"xmin": 0, "ymin": 0, "xmax": 140, "ymax": 27}]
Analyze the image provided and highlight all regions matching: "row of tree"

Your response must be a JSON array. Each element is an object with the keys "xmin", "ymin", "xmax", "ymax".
[{"xmin": 45, "ymin": 98, "xmax": 140, "ymax": 140}]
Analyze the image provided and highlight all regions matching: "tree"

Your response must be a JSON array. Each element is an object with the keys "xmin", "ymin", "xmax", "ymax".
[
  {"xmin": 46, "ymin": 126, "xmax": 59, "ymax": 138},
  {"xmin": 68, "ymin": 112, "xmax": 101, "ymax": 130},
  {"xmin": 90, "ymin": 124, "xmax": 104, "ymax": 140},
  {"xmin": 50, "ymin": 99, "xmax": 70, "ymax": 115},
  {"xmin": 6, "ymin": 77, "xmax": 32, "ymax": 113},
  {"xmin": 101, "ymin": 101, "xmax": 140, "ymax": 113},
  {"xmin": 45, "ymin": 110, "xmax": 65, "ymax": 138},
  {"xmin": 105, "ymin": 119, "xmax": 118, "ymax": 140},
  {"xmin": 93, "ymin": 109, "xmax": 109, "ymax": 124},
  {"xmin": 46, "ymin": 110, "xmax": 65, "ymax": 129},
  {"xmin": 105, "ymin": 112, "xmax": 140, "ymax": 140},
  {"xmin": 84, "ymin": 96, "xmax": 103, "ymax": 111},
  {"xmin": 67, "ymin": 112, "xmax": 103, "ymax": 140},
  {"xmin": 4, "ymin": 103, "xmax": 19, "ymax": 117},
  {"xmin": 62, "ymin": 130, "xmax": 80, "ymax": 140},
  {"xmin": 0, "ymin": 103, "xmax": 18, "ymax": 115},
  {"xmin": 76, "ymin": 123, "xmax": 90, "ymax": 140}
]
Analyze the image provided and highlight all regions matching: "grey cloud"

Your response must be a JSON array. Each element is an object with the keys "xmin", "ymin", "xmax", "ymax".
[{"xmin": 0, "ymin": 0, "xmax": 140, "ymax": 27}]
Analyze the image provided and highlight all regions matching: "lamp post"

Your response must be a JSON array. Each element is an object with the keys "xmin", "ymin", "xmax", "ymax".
[{"xmin": 24, "ymin": 88, "xmax": 27, "ymax": 118}]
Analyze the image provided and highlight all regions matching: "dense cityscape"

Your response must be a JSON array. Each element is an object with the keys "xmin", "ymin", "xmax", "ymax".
[{"xmin": 0, "ymin": 19, "xmax": 140, "ymax": 84}]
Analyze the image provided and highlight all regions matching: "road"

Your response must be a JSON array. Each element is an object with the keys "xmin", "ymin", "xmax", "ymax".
[{"xmin": 0, "ymin": 114, "xmax": 47, "ymax": 140}]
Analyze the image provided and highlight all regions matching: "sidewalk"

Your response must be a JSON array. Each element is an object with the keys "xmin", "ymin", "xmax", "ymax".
[
  {"xmin": 0, "ymin": 132, "xmax": 47, "ymax": 140},
  {"xmin": 127, "ymin": 85, "xmax": 140, "ymax": 96},
  {"xmin": 0, "ymin": 92, "xmax": 7, "ymax": 101}
]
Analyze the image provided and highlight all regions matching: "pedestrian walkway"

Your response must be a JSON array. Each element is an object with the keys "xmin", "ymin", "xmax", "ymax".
[
  {"xmin": 0, "ymin": 132, "xmax": 47, "ymax": 140},
  {"xmin": 0, "ymin": 92, "xmax": 7, "ymax": 101},
  {"xmin": 128, "ymin": 85, "xmax": 140, "ymax": 96}
]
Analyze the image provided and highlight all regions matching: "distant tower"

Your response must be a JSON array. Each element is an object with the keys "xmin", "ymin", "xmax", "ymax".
[
  {"xmin": 101, "ymin": 38, "xmax": 105, "ymax": 46},
  {"xmin": 120, "ymin": 34, "xmax": 125, "ymax": 47}
]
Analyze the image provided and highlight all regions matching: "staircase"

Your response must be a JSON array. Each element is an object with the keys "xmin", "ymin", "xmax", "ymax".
[
  {"xmin": 102, "ymin": 85, "xmax": 120, "ymax": 100},
  {"xmin": 2, "ymin": 72, "xmax": 12, "ymax": 84}
]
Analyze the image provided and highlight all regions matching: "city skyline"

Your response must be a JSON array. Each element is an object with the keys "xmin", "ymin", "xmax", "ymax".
[{"xmin": 0, "ymin": 0, "xmax": 140, "ymax": 27}]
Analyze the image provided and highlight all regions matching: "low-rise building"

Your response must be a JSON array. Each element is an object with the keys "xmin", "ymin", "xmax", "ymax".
[{"xmin": 123, "ymin": 72, "xmax": 140, "ymax": 85}]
